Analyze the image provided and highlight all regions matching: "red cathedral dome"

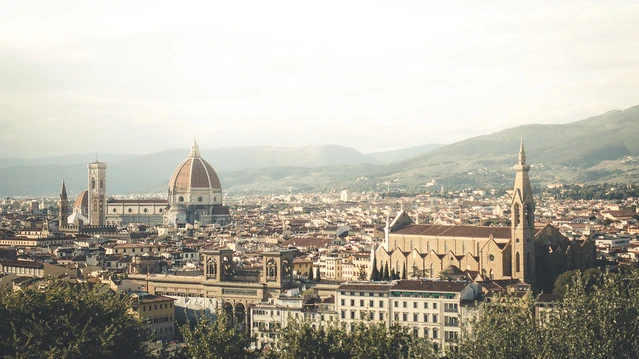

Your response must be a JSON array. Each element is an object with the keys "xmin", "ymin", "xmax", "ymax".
[{"xmin": 168, "ymin": 140, "xmax": 221, "ymax": 191}]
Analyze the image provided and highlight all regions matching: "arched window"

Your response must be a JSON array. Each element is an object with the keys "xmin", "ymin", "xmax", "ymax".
[
  {"xmin": 515, "ymin": 252, "xmax": 521, "ymax": 273},
  {"xmin": 514, "ymin": 204, "xmax": 520, "ymax": 227},
  {"xmin": 91, "ymin": 178, "xmax": 96, "ymax": 189},
  {"xmin": 525, "ymin": 203, "xmax": 533, "ymax": 227},
  {"xmin": 99, "ymin": 180, "xmax": 103, "ymax": 189},
  {"xmin": 207, "ymin": 257, "xmax": 217, "ymax": 278},
  {"xmin": 267, "ymin": 259, "xmax": 278, "ymax": 281}
]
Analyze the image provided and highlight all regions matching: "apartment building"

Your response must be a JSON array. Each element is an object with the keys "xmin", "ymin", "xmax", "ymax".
[
  {"xmin": 250, "ymin": 295, "xmax": 337, "ymax": 350},
  {"xmin": 336, "ymin": 280, "xmax": 481, "ymax": 355},
  {"xmin": 128, "ymin": 292, "xmax": 176, "ymax": 341}
]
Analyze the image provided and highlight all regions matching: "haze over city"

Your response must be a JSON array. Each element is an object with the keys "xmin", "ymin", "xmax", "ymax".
[{"xmin": 1, "ymin": 0, "xmax": 638, "ymax": 157}]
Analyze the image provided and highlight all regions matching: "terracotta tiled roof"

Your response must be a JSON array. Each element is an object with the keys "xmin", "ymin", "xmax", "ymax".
[
  {"xmin": 338, "ymin": 282, "xmax": 395, "ymax": 292},
  {"xmin": 74, "ymin": 190, "xmax": 88, "ymax": 208},
  {"xmin": 169, "ymin": 151, "xmax": 221, "ymax": 190},
  {"xmin": 392, "ymin": 280, "xmax": 469, "ymax": 292},
  {"xmin": 393, "ymin": 224, "xmax": 511, "ymax": 239},
  {"xmin": 339, "ymin": 280, "xmax": 470, "ymax": 293},
  {"xmin": 281, "ymin": 237, "xmax": 333, "ymax": 248}
]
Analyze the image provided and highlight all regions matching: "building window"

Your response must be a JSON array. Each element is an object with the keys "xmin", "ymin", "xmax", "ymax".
[
  {"xmin": 379, "ymin": 312, "xmax": 384, "ymax": 321},
  {"xmin": 341, "ymin": 299, "xmax": 345, "ymax": 306},
  {"xmin": 379, "ymin": 301, "xmax": 384, "ymax": 307},
  {"xmin": 341, "ymin": 311, "xmax": 345, "ymax": 319},
  {"xmin": 413, "ymin": 302, "xmax": 417, "ymax": 308},
  {"xmin": 369, "ymin": 300, "xmax": 374, "ymax": 307},
  {"xmin": 360, "ymin": 300, "xmax": 364, "ymax": 307},
  {"xmin": 433, "ymin": 315, "xmax": 438, "ymax": 323},
  {"xmin": 413, "ymin": 314, "xmax": 418, "ymax": 322},
  {"xmin": 433, "ymin": 329, "xmax": 438, "ymax": 339},
  {"xmin": 424, "ymin": 314, "xmax": 428, "ymax": 322},
  {"xmin": 351, "ymin": 300, "xmax": 355, "ymax": 306},
  {"xmin": 433, "ymin": 303, "xmax": 437, "ymax": 309},
  {"xmin": 403, "ymin": 301, "xmax": 407, "ymax": 308},
  {"xmin": 178, "ymin": 196, "xmax": 184, "ymax": 202}
]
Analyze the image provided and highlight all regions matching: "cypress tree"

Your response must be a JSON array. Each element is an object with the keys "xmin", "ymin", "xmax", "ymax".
[
  {"xmin": 371, "ymin": 257, "xmax": 380, "ymax": 281},
  {"xmin": 383, "ymin": 263, "xmax": 390, "ymax": 281},
  {"xmin": 402, "ymin": 263, "xmax": 407, "ymax": 279},
  {"xmin": 308, "ymin": 266, "xmax": 314, "ymax": 281}
]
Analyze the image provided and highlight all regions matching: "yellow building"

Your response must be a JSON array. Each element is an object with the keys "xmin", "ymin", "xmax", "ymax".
[{"xmin": 128, "ymin": 293, "xmax": 176, "ymax": 341}]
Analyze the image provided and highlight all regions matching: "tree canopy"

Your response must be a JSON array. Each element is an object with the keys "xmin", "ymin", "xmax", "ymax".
[
  {"xmin": 0, "ymin": 280, "xmax": 150, "ymax": 359},
  {"xmin": 275, "ymin": 319, "xmax": 438, "ymax": 359},
  {"xmin": 452, "ymin": 268, "xmax": 639, "ymax": 359},
  {"xmin": 177, "ymin": 312, "xmax": 255, "ymax": 359}
]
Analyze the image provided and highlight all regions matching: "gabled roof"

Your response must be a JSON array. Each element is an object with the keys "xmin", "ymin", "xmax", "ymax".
[{"xmin": 393, "ymin": 224, "xmax": 511, "ymax": 239}]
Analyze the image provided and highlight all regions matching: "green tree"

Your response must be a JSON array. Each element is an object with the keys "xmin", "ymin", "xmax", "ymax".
[
  {"xmin": 277, "ymin": 320, "xmax": 349, "ymax": 359},
  {"xmin": 308, "ymin": 267, "xmax": 314, "ymax": 281},
  {"xmin": 453, "ymin": 269, "xmax": 639, "ymax": 359},
  {"xmin": 0, "ymin": 280, "xmax": 150, "ymax": 359},
  {"xmin": 402, "ymin": 264, "xmax": 407, "ymax": 280},
  {"xmin": 178, "ymin": 312, "xmax": 255, "ymax": 359},
  {"xmin": 542, "ymin": 269, "xmax": 639, "ymax": 359},
  {"xmin": 349, "ymin": 321, "xmax": 438, "ymax": 359},
  {"xmin": 277, "ymin": 319, "xmax": 437, "ymax": 359},
  {"xmin": 452, "ymin": 293, "xmax": 542, "ymax": 359},
  {"xmin": 371, "ymin": 255, "xmax": 380, "ymax": 281},
  {"xmin": 383, "ymin": 263, "xmax": 390, "ymax": 281}
]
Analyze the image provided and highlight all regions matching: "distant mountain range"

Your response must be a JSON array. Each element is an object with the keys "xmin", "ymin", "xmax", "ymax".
[
  {"xmin": 0, "ymin": 144, "xmax": 444, "ymax": 197},
  {"xmin": 2, "ymin": 105, "xmax": 638, "ymax": 197}
]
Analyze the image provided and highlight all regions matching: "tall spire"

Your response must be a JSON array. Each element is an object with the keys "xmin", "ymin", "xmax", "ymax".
[
  {"xmin": 60, "ymin": 180, "xmax": 67, "ymax": 199},
  {"xmin": 518, "ymin": 138, "xmax": 526, "ymax": 165},
  {"xmin": 189, "ymin": 137, "xmax": 200, "ymax": 158}
]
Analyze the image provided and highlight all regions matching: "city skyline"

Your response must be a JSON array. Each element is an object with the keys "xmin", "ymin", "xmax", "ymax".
[{"xmin": 1, "ymin": 1, "xmax": 638, "ymax": 157}]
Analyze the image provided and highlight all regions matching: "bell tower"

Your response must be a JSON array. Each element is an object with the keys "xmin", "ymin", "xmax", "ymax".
[
  {"xmin": 88, "ymin": 160, "xmax": 107, "ymax": 226},
  {"xmin": 511, "ymin": 139, "xmax": 535, "ymax": 283},
  {"xmin": 58, "ymin": 180, "xmax": 69, "ymax": 228}
]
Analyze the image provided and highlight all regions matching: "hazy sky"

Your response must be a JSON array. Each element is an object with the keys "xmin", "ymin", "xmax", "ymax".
[{"xmin": 1, "ymin": 0, "xmax": 638, "ymax": 157}]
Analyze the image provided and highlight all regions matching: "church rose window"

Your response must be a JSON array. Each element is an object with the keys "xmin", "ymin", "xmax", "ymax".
[
  {"xmin": 489, "ymin": 254, "xmax": 495, "ymax": 261},
  {"xmin": 178, "ymin": 196, "xmax": 184, "ymax": 202},
  {"xmin": 197, "ymin": 197, "xmax": 203, "ymax": 202}
]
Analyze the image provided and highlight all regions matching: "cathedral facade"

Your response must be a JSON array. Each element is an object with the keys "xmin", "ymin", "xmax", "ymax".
[{"xmin": 375, "ymin": 141, "xmax": 595, "ymax": 289}]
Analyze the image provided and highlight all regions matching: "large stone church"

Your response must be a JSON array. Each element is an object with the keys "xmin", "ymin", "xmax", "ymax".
[
  {"xmin": 59, "ymin": 140, "xmax": 231, "ymax": 227},
  {"xmin": 375, "ymin": 141, "xmax": 595, "ymax": 289}
]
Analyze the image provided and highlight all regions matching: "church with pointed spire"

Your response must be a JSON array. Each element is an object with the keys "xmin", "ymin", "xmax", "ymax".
[{"xmin": 375, "ymin": 140, "xmax": 595, "ymax": 289}]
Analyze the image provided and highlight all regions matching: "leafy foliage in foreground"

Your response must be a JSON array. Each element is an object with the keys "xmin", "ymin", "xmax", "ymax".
[
  {"xmin": 177, "ymin": 312, "xmax": 255, "ymax": 359},
  {"xmin": 451, "ymin": 268, "xmax": 639, "ymax": 359},
  {"xmin": 275, "ymin": 320, "xmax": 438, "ymax": 359},
  {"xmin": 0, "ymin": 281, "xmax": 150, "ymax": 359}
]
